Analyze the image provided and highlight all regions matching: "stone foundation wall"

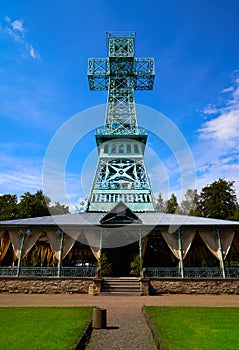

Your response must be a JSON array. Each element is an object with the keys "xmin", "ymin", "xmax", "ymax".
[
  {"xmin": 1, "ymin": 278, "xmax": 239, "ymax": 295},
  {"xmin": 0, "ymin": 278, "xmax": 93, "ymax": 294},
  {"xmin": 149, "ymin": 279, "xmax": 239, "ymax": 295}
]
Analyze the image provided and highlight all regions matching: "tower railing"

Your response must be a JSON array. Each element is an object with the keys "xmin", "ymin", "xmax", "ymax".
[{"xmin": 95, "ymin": 126, "xmax": 147, "ymax": 136}]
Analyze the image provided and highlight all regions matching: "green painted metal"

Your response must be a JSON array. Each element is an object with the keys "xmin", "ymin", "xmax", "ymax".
[
  {"xmin": 1, "ymin": 266, "xmax": 239, "ymax": 279},
  {"xmin": 144, "ymin": 267, "xmax": 228, "ymax": 278},
  {"xmin": 57, "ymin": 229, "xmax": 64, "ymax": 278},
  {"xmin": 87, "ymin": 33, "xmax": 155, "ymax": 212},
  {"xmin": 0, "ymin": 267, "xmax": 97, "ymax": 278},
  {"xmin": 178, "ymin": 228, "xmax": 184, "ymax": 278},
  {"xmin": 217, "ymin": 229, "xmax": 226, "ymax": 278},
  {"xmin": 139, "ymin": 228, "xmax": 142, "ymax": 276},
  {"xmin": 16, "ymin": 229, "xmax": 26, "ymax": 277}
]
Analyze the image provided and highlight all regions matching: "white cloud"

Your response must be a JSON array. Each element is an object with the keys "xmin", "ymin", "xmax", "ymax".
[
  {"xmin": 5, "ymin": 27, "xmax": 23, "ymax": 43},
  {"xmin": 11, "ymin": 19, "xmax": 25, "ymax": 33},
  {"xmin": 0, "ymin": 17, "xmax": 40, "ymax": 59},
  {"xmin": 29, "ymin": 44, "xmax": 40, "ymax": 59},
  {"xmin": 203, "ymin": 104, "xmax": 218, "ymax": 115},
  {"xmin": 199, "ymin": 110, "xmax": 239, "ymax": 145},
  {"xmin": 222, "ymin": 86, "xmax": 234, "ymax": 93},
  {"xmin": 194, "ymin": 73, "xmax": 239, "ymax": 199},
  {"xmin": 199, "ymin": 76, "xmax": 239, "ymax": 145}
]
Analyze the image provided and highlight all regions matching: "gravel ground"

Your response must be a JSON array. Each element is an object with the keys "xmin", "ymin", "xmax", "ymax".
[
  {"xmin": 1, "ymin": 294, "xmax": 239, "ymax": 350},
  {"xmin": 86, "ymin": 298, "xmax": 158, "ymax": 350}
]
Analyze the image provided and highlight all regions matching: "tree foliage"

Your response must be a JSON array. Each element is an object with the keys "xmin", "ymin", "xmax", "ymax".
[
  {"xmin": 166, "ymin": 193, "xmax": 178, "ymax": 214},
  {"xmin": 179, "ymin": 189, "xmax": 200, "ymax": 216},
  {"xmin": 17, "ymin": 190, "xmax": 49, "ymax": 219},
  {"xmin": 154, "ymin": 180, "xmax": 239, "ymax": 220},
  {"xmin": 49, "ymin": 202, "xmax": 70, "ymax": 215},
  {"xmin": 155, "ymin": 193, "xmax": 166, "ymax": 212},
  {"xmin": 198, "ymin": 179, "xmax": 238, "ymax": 220},
  {"xmin": 0, "ymin": 190, "xmax": 70, "ymax": 221},
  {"xmin": 230, "ymin": 208, "xmax": 239, "ymax": 221},
  {"xmin": 0, "ymin": 194, "xmax": 18, "ymax": 221},
  {"xmin": 98, "ymin": 252, "xmax": 112, "ymax": 277}
]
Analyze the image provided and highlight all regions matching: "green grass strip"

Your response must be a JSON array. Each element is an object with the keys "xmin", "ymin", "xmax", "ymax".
[
  {"xmin": 145, "ymin": 306, "xmax": 239, "ymax": 350},
  {"xmin": 0, "ymin": 307, "xmax": 93, "ymax": 350}
]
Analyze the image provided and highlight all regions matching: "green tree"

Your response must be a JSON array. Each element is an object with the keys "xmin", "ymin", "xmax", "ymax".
[
  {"xmin": 166, "ymin": 193, "xmax": 178, "ymax": 213},
  {"xmin": 198, "ymin": 179, "xmax": 238, "ymax": 219},
  {"xmin": 155, "ymin": 193, "xmax": 166, "ymax": 212},
  {"xmin": 16, "ymin": 190, "xmax": 50, "ymax": 218},
  {"xmin": 98, "ymin": 253, "xmax": 112, "ymax": 277},
  {"xmin": 49, "ymin": 202, "xmax": 70, "ymax": 215},
  {"xmin": 179, "ymin": 189, "xmax": 200, "ymax": 216},
  {"xmin": 130, "ymin": 254, "xmax": 141, "ymax": 276},
  {"xmin": 229, "ymin": 208, "xmax": 239, "ymax": 221},
  {"xmin": 0, "ymin": 194, "xmax": 18, "ymax": 220}
]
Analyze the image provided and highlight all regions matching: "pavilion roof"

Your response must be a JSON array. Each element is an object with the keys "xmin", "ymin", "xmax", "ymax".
[{"xmin": 0, "ymin": 211, "xmax": 239, "ymax": 229}]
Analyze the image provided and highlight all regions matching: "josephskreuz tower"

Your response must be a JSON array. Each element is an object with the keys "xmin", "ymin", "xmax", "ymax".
[{"xmin": 87, "ymin": 33, "xmax": 155, "ymax": 212}]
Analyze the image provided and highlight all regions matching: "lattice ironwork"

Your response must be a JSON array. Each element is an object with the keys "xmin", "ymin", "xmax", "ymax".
[
  {"xmin": 0, "ymin": 266, "xmax": 97, "ymax": 278},
  {"xmin": 144, "ymin": 267, "xmax": 239, "ymax": 278},
  {"xmin": 93, "ymin": 159, "xmax": 150, "ymax": 190},
  {"xmin": 2, "ymin": 266, "xmax": 238, "ymax": 278},
  {"xmin": 87, "ymin": 33, "xmax": 155, "ymax": 212}
]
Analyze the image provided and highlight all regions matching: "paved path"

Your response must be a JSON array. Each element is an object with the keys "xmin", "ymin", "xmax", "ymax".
[
  {"xmin": 86, "ymin": 298, "xmax": 157, "ymax": 350},
  {"xmin": 1, "ymin": 294, "xmax": 239, "ymax": 350}
]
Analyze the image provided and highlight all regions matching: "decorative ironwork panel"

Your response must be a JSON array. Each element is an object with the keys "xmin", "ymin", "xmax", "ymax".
[
  {"xmin": 0, "ymin": 267, "xmax": 96, "ymax": 278},
  {"xmin": 108, "ymin": 37, "xmax": 135, "ymax": 58},
  {"xmin": 144, "ymin": 267, "xmax": 239, "ymax": 278}
]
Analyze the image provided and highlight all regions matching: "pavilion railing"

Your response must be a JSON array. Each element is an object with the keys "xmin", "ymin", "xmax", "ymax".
[
  {"xmin": 1, "ymin": 266, "xmax": 239, "ymax": 278},
  {"xmin": 144, "ymin": 267, "xmax": 239, "ymax": 278},
  {"xmin": 0, "ymin": 266, "xmax": 97, "ymax": 278}
]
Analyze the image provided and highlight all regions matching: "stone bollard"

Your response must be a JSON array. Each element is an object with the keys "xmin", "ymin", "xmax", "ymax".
[{"xmin": 92, "ymin": 307, "xmax": 107, "ymax": 329}]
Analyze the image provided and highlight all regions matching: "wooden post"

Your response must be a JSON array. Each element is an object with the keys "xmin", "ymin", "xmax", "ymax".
[
  {"xmin": 178, "ymin": 228, "xmax": 184, "ymax": 278},
  {"xmin": 217, "ymin": 229, "xmax": 226, "ymax": 278}
]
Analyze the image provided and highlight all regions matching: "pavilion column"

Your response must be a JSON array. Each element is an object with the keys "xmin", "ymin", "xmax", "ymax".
[
  {"xmin": 99, "ymin": 228, "xmax": 103, "ymax": 258},
  {"xmin": 178, "ymin": 228, "xmax": 184, "ymax": 278},
  {"xmin": 57, "ymin": 230, "xmax": 64, "ymax": 278},
  {"xmin": 16, "ymin": 228, "xmax": 32, "ymax": 277},
  {"xmin": 139, "ymin": 229, "xmax": 142, "ymax": 277},
  {"xmin": 217, "ymin": 229, "xmax": 226, "ymax": 278},
  {"xmin": 99, "ymin": 228, "xmax": 103, "ymax": 257},
  {"xmin": 16, "ymin": 229, "xmax": 26, "ymax": 277}
]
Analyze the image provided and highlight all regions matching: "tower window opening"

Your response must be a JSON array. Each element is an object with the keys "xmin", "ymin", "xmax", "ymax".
[
  {"xmin": 127, "ymin": 144, "xmax": 131, "ymax": 153},
  {"xmin": 119, "ymin": 144, "xmax": 124, "ymax": 154},
  {"xmin": 104, "ymin": 144, "xmax": 109, "ymax": 153},
  {"xmin": 111, "ymin": 144, "xmax": 116, "ymax": 153},
  {"xmin": 134, "ymin": 144, "xmax": 139, "ymax": 153}
]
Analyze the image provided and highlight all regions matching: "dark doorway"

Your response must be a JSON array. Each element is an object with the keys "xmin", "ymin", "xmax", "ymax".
[{"xmin": 105, "ymin": 242, "xmax": 138, "ymax": 276}]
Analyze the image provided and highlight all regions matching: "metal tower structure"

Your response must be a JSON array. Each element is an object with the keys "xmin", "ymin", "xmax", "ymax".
[{"xmin": 87, "ymin": 33, "xmax": 155, "ymax": 212}]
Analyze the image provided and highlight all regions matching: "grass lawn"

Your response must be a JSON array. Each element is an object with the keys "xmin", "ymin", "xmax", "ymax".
[
  {"xmin": 0, "ymin": 307, "xmax": 93, "ymax": 350},
  {"xmin": 145, "ymin": 306, "xmax": 239, "ymax": 350}
]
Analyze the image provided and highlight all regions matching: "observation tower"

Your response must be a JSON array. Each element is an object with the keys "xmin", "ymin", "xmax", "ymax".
[{"xmin": 87, "ymin": 33, "xmax": 155, "ymax": 212}]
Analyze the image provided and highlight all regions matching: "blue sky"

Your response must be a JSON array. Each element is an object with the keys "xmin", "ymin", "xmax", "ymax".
[{"xmin": 0, "ymin": 0, "xmax": 239, "ymax": 210}]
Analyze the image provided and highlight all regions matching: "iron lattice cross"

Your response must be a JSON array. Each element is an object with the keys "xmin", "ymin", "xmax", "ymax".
[{"xmin": 87, "ymin": 33, "xmax": 156, "ymax": 212}]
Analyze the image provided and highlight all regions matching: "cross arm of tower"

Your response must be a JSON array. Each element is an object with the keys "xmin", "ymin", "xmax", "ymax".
[{"xmin": 88, "ymin": 57, "xmax": 155, "ymax": 91}]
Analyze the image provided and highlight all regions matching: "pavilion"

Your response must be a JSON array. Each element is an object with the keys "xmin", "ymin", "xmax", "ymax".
[{"xmin": 0, "ymin": 201, "xmax": 239, "ymax": 279}]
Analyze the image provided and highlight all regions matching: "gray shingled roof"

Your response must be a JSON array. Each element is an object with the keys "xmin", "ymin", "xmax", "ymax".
[{"xmin": 0, "ymin": 212, "xmax": 239, "ymax": 228}]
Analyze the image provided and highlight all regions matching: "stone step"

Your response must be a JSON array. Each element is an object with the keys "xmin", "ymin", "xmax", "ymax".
[{"xmin": 101, "ymin": 277, "xmax": 141, "ymax": 296}]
